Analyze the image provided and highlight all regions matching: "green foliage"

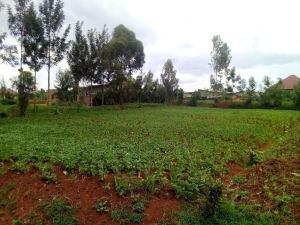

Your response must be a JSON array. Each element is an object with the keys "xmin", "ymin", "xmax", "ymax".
[
  {"xmin": 246, "ymin": 148, "xmax": 261, "ymax": 166},
  {"xmin": 110, "ymin": 205, "xmax": 145, "ymax": 224},
  {"xmin": 177, "ymin": 201, "xmax": 277, "ymax": 225},
  {"xmin": 39, "ymin": 0, "xmax": 71, "ymax": 104},
  {"xmin": 232, "ymin": 176, "xmax": 247, "ymax": 185},
  {"xmin": 209, "ymin": 35, "xmax": 232, "ymax": 92},
  {"xmin": 292, "ymin": 81, "xmax": 300, "ymax": 110},
  {"xmin": 161, "ymin": 59, "xmax": 179, "ymax": 104},
  {"xmin": 67, "ymin": 21, "xmax": 88, "ymax": 100},
  {"xmin": 23, "ymin": 2, "xmax": 46, "ymax": 80},
  {"xmin": 35, "ymin": 88, "xmax": 47, "ymax": 101},
  {"xmin": 0, "ymin": 183, "xmax": 15, "ymax": 206},
  {"xmin": 108, "ymin": 24, "xmax": 145, "ymax": 106},
  {"xmin": 260, "ymin": 77, "xmax": 285, "ymax": 108},
  {"xmin": 10, "ymin": 70, "xmax": 34, "ymax": 116},
  {"xmin": 1, "ymin": 3, "xmax": 18, "ymax": 66},
  {"xmin": 188, "ymin": 90, "xmax": 200, "ymax": 106},
  {"xmin": 41, "ymin": 170, "xmax": 57, "ymax": 183},
  {"xmin": 245, "ymin": 76, "xmax": 257, "ymax": 106},
  {"xmin": 10, "ymin": 161, "xmax": 29, "ymax": 173},
  {"xmin": 44, "ymin": 198, "xmax": 78, "ymax": 225},
  {"xmin": 0, "ymin": 105, "xmax": 300, "ymax": 223},
  {"xmin": 7, "ymin": 0, "xmax": 31, "ymax": 68},
  {"xmin": 114, "ymin": 175, "xmax": 131, "ymax": 196},
  {"xmin": 93, "ymin": 199, "xmax": 109, "ymax": 213},
  {"xmin": 132, "ymin": 201, "xmax": 144, "ymax": 213},
  {"xmin": 54, "ymin": 69, "xmax": 75, "ymax": 102},
  {"xmin": 177, "ymin": 88, "xmax": 184, "ymax": 105},
  {"xmin": 1, "ymin": 98, "xmax": 17, "ymax": 105}
]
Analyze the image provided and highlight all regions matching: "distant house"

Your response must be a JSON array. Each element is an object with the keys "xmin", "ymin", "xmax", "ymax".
[
  {"xmin": 183, "ymin": 92, "xmax": 192, "ymax": 98},
  {"xmin": 48, "ymin": 89, "xmax": 58, "ymax": 102},
  {"xmin": 6, "ymin": 88, "xmax": 17, "ymax": 96},
  {"xmin": 84, "ymin": 84, "xmax": 108, "ymax": 105},
  {"xmin": 282, "ymin": 75, "xmax": 299, "ymax": 91}
]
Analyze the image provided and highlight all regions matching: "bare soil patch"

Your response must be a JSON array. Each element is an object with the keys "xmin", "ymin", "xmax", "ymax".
[{"xmin": 0, "ymin": 163, "xmax": 182, "ymax": 225}]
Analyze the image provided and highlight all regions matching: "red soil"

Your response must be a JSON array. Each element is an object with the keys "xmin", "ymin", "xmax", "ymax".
[
  {"xmin": 1, "ymin": 157, "xmax": 299, "ymax": 224},
  {"xmin": 0, "ymin": 163, "xmax": 182, "ymax": 225}
]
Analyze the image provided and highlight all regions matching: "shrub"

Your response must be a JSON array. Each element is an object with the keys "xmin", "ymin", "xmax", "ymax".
[{"xmin": 1, "ymin": 98, "xmax": 17, "ymax": 105}]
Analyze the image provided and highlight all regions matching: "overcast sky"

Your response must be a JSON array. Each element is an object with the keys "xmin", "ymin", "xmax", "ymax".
[{"xmin": 1, "ymin": 0, "xmax": 300, "ymax": 91}]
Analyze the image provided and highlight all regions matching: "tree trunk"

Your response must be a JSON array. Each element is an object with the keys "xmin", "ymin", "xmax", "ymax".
[
  {"xmin": 34, "ymin": 70, "xmax": 37, "ymax": 117},
  {"xmin": 90, "ymin": 80, "xmax": 93, "ymax": 109},
  {"xmin": 119, "ymin": 83, "xmax": 123, "ymax": 107},
  {"xmin": 101, "ymin": 85, "xmax": 104, "ymax": 109}
]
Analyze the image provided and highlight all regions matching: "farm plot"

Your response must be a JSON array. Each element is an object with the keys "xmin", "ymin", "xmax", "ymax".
[{"xmin": 0, "ymin": 105, "xmax": 299, "ymax": 224}]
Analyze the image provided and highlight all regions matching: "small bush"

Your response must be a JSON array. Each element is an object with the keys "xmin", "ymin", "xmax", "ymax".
[
  {"xmin": 1, "ymin": 98, "xmax": 17, "ymax": 105},
  {"xmin": 0, "ymin": 112, "xmax": 7, "ymax": 118}
]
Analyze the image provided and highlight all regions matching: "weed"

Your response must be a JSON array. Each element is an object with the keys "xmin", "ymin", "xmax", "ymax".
[
  {"xmin": 129, "ymin": 212, "xmax": 145, "ymax": 223},
  {"xmin": 247, "ymin": 148, "xmax": 261, "ymax": 166},
  {"xmin": 29, "ymin": 208, "xmax": 36, "ymax": 218},
  {"xmin": 44, "ymin": 197, "xmax": 79, "ymax": 225},
  {"xmin": 110, "ymin": 207, "xmax": 130, "ymax": 223},
  {"xmin": 24, "ymin": 188, "xmax": 31, "ymax": 197},
  {"xmin": 0, "ymin": 183, "xmax": 15, "ymax": 206},
  {"xmin": 41, "ymin": 170, "xmax": 57, "ymax": 183},
  {"xmin": 132, "ymin": 201, "xmax": 144, "ymax": 213},
  {"xmin": 10, "ymin": 161, "xmax": 29, "ymax": 173},
  {"xmin": 274, "ymin": 192, "xmax": 292, "ymax": 212},
  {"xmin": 0, "ymin": 162, "xmax": 6, "ymax": 174},
  {"xmin": 232, "ymin": 176, "xmax": 247, "ymax": 185},
  {"xmin": 114, "ymin": 175, "xmax": 131, "ymax": 196},
  {"xmin": 93, "ymin": 199, "xmax": 109, "ymax": 213},
  {"xmin": 178, "ymin": 201, "xmax": 277, "ymax": 224}
]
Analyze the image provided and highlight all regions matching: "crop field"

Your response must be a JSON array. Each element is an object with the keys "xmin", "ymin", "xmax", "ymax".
[{"xmin": 0, "ymin": 104, "xmax": 300, "ymax": 224}]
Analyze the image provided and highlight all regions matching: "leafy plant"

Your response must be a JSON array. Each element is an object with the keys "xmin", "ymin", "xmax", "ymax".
[
  {"xmin": 41, "ymin": 170, "xmax": 57, "ymax": 183},
  {"xmin": 232, "ymin": 176, "xmax": 247, "ymax": 185},
  {"xmin": 132, "ymin": 201, "xmax": 144, "ymax": 213},
  {"xmin": 114, "ymin": 175, "xmax": 131, "ymax": 196},
  {"xmin": 44, "ymin": 198, "xmax": 78, "ymax": 225},
  {"xmin": 0, "ymin": 183, "xmax": 15, "ymax": 206},
  {"xmin": 93, "ymin": 199, "xmax": 109, "ymax": 213}
]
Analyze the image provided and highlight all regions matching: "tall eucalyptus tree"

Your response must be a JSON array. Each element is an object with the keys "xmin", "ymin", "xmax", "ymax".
[{"xmin": 39, "ymin": 0, "xmax": 70, "ymax": 105}]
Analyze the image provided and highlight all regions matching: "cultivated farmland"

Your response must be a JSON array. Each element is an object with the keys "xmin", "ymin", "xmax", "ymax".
[{"xmin": 0, "ymin": 105, "xmax": 299, "ymax": 224}]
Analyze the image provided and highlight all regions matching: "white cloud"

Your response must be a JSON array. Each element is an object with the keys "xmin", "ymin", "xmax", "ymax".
[{"xmin": 1, "ymin": 0, "xmax": 300, "ymax": 91}]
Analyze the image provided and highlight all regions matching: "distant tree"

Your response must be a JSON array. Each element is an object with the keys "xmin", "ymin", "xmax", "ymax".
[
  {"xmin": 133, "ymin": 73, "xmax": 145, "ymax": 107},
  {"xmin": 0, "ymin": 1, "xmax": 18, "ymax": 67},
  {"xmin": 85, "ymin": 27, "xmax": 109, "ymax": 107},
  {"xmin": 260, "ymin": 75, "xmax": 273, "ymax": 107},
  {"xmin": 260, "ymin": 76, "xmax": 285, "ymax": 108},
  {"xmin": 67, "ymin": 21, "xmax": 88, "ymax": 102},
  {"xmin": 271, "ymin": 78, "xmax": 284, "ymax": 108},
  {"xmin": 153, "ymin": 82, "xmax": 165, "ymax": 103},
  {"xmin": 10, "ymin": 70, "xmax": 34, "ymax": 116},
  {"xmin": 209, "ymin": 35, "xmax": 231, "ymax": 92},
  {"xmin": 0, "ymin": 76, "xmax": 6, "ymax": 98},
  {"xmin": 292, "ymin": 81, "xmax": 300, "ymax": 110},
  {"xmin": 226, "ymin": 67, "xmax": 243, "ymax": 92},
  {"xmin": 177, "ymin": 88, "xmax": 184, "ymax": 105},
  {"xmin": 0, "ymin": 31, "xmax": 18, "ymax": 66},
  {"xmin": 188, "ymin": 90, "xmax": 200, "ymax": 107},
  {"xmin": 39, "ymin": 0, "xmax": 71, "ymax": 106},
  {"xmin": 7, "ymin": 0, "xmax": 31, "ymax": 69},
  {"xmin": 161, "ymin": 59, "xmax": 179, "ymax": 104},
  {"xmin": 35, "ymin": 88, "xmax": 47, "ymax": 100},
  {"xmin": 54, "ymin": 68, "xmax": 74, "ymax": 101},
  {"xmin": 245, "ymin": 76, "xmax": 257, "ymax": 106},
  {"xmin": 23, "ymin": 2, "xmax": 46, "ymax": 93},
  {"xmin": 108, "ymin": 24, "xmax": 145, "ymax": 107},
  {"xmin": 142, "ymin": 70, "xmax": 156, "ymax": 102}
]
